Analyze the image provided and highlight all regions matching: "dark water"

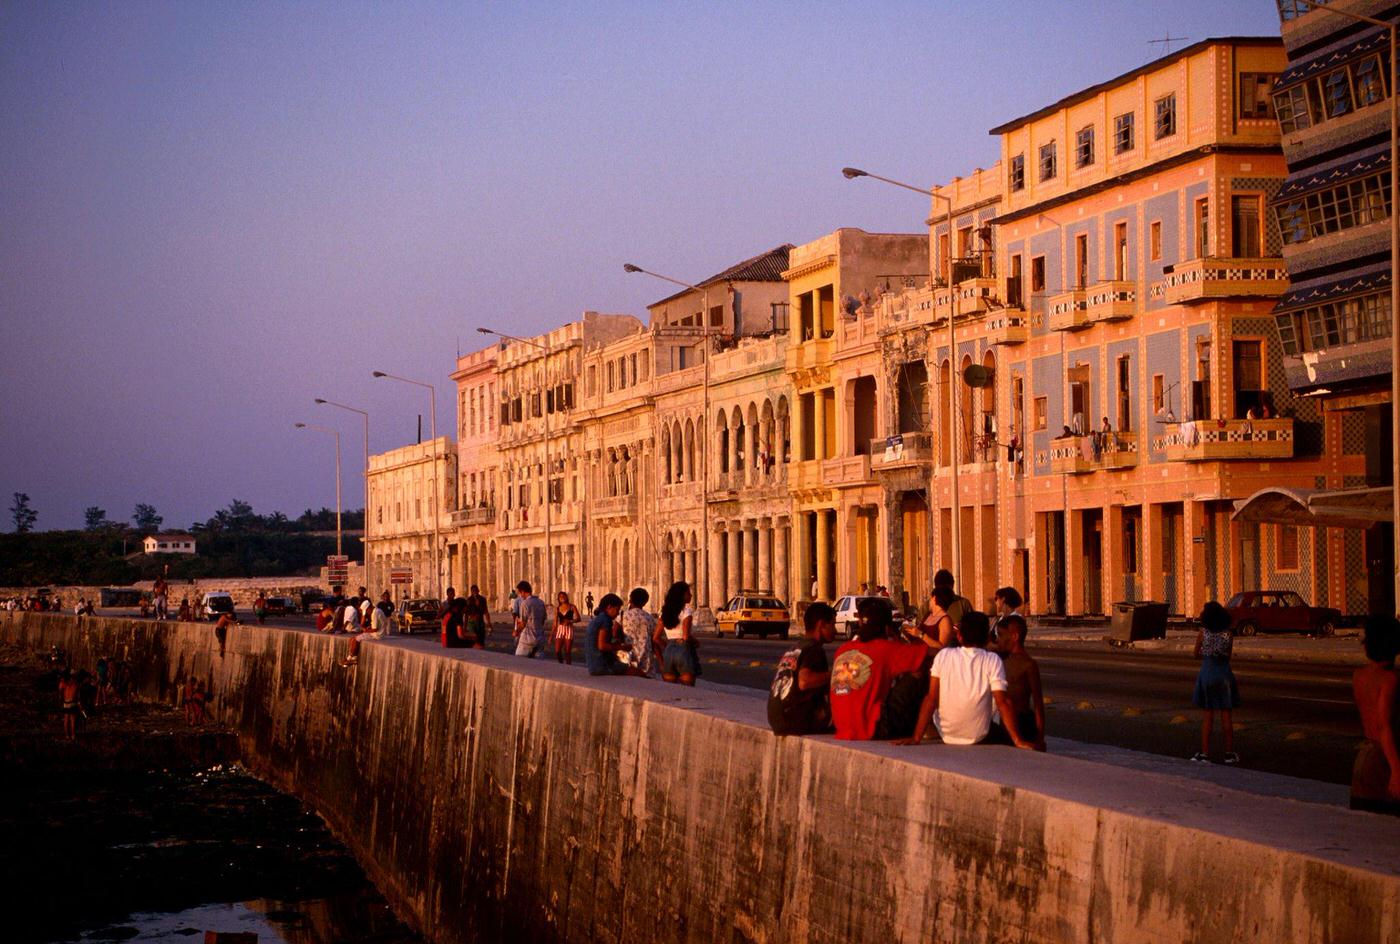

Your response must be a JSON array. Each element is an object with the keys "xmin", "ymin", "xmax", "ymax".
[{"xmin": 2, "ymin": 764, "xmax": 423, "ymax": 944}]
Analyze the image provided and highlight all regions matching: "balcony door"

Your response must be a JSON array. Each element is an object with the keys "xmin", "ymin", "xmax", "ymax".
[{"xmin": 1232, "ymin": 195, "xmax": 1262, "ymax": 258}]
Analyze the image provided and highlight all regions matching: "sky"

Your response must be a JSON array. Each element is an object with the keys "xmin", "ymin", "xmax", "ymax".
[{"xmin": 0, "ymin": 0, "xmax": 1282, "ymax": 531}]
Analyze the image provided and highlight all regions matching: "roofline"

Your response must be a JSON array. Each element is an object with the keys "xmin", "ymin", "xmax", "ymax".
[{"xmin": 988, "ymin": 36, "xmax": 1283, "ymax": 135}]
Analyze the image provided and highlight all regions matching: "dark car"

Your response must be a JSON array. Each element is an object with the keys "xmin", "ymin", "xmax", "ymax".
[
  {"xmin": 264, "ymin": 596, "xmax": 296, "ymax": 616},
  {"xmin": 301, "ymin": 590, "xmax": 337, "ymax": 613},
  {"xmin": 398, "ymin": 599, "xmax": 442, "ymax": 634},
  {"xmin": 1224, "ymin": 590, "xmax": 1341, "ymax": 637}
]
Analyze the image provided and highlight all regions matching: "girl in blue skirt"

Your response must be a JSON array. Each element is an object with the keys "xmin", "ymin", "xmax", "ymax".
[{"xmin": 1192, "ymin": 601, "xmax": 1240, "ymax": 764}]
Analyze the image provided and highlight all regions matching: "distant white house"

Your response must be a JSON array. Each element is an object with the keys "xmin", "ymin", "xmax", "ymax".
[{"xmin": 143, "ymin": 532, "xmax": 197, "ymax": 555}]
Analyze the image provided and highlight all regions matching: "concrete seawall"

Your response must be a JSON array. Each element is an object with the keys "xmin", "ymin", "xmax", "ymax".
[{"xmin": 7, "ymin": 611, "xmax": 1399, "ymax": 944}]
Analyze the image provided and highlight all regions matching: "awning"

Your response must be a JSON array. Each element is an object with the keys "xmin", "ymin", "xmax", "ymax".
[
  {"xmin": 1276, "ymin": 29, "xmax": 1387, "ymax": 93},
  {"xmin": 1231, "ymin": 486, "xmax": 1394, "ymax": 530},
  {"xmin": 1277, "ymin": 145, "xmax": 1389, "ymax": 201},
  {"xmin": 1272, "ymin": 264, "xmax": 1391, "ymax": 315}
]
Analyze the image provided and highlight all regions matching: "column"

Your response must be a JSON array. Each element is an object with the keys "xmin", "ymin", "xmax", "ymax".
[
  {"xmin": 815, "ymin": 509, "xmax": 833, "ymax": 601},
  {"xmin": 1142, "ymin": 503, "xmax": 1164, "ymax": 605},
  {"xmin": 685, "ymin": 545, "xmax": 697, "ymax": 590},
  {"xmin": 792, "ymin": 510, "xmax": 808, "ymax": 600},
  {"xmin": 1103, "ymin": 504, "xmax": 1124, "ymax": 610},
  {"xmin": 733, "ymin": 521, "xmax": 744, "ymax": 596},
  {"xmin": 841, "ymin": 507, "xmax": 859, "ymax": 597},
  {"xmin": 814, "ymin": 391, "xmax": 828, "ymax": 461},
  {"xmin": 1065, "ymin": 508, "xmax": 1085, "ymax": 616},
  {"xmin": 1183, "ymin": 500, "xmax": 1208, "ymax": 617},
  {"xmin": 743, "ymin": 523, "xmax": 758, "ymax": 590},
  {"xmin": 885, "ymin": 496, "xmax": 904, "ymax": 605},
  {"xmin": 775, "ymin": 517, "xmax": 790, "ymax": 604},
  {"xmin": 708, "ymin": 528, "xmax": 726, "ymax": 610},
  {"xmin": 758, "ymin": 518, "xmax": 773, "ymax": 592}
]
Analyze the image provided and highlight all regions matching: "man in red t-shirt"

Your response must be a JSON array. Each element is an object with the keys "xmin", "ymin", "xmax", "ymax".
[{"xmin": 831, "ymin": 598, "xmax": 932, "ymax": 740}]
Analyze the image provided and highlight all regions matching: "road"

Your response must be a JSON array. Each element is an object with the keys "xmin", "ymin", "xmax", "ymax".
[{"xmin": 184, "ymin": 610, "xmax": 1367, "ymax": 786}]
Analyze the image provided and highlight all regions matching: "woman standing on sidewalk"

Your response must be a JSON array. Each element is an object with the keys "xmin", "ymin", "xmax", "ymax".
[
  {"xmin": 1191, "ymin": 601, "xmax": 1240, "ymax": 764},
  {"xmin": 553, "ymin": 592, "xmax": 579, "ymax": 665}
]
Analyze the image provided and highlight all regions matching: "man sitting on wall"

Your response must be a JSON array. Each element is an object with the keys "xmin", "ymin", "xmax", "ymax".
[
  {"xmin": 830, "ymin": 597, "xmax": 931, "ymax": 740},
  {"xmin": 768, "ymin": 602, "xmax": 836, "ymax": 736}
]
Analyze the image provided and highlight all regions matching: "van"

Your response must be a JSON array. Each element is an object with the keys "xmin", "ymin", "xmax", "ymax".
[{"xmin": 201, "ymin": 592, "xmax": 235, "ymax": 621}]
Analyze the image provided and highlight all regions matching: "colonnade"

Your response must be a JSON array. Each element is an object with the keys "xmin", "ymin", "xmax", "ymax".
[{"xmin": 708, "ymin": 515, "xmax": 791, "ymax": 605}]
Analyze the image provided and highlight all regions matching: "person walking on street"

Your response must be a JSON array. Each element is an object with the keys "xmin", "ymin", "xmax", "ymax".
[
  {"xmin": 513, "ymin": 581, "xmax": 547, "ymax": 658},
  {"xmin": 441, "ymin": 596, "xmax": 471, "ymax": 648},
  {"xmin": 553, "ymin": 592, "xmax": 580, "ymax": 665},
  {"xmin": 1191, "ymin": 601, "xmax": 1240, "ymax": 764},
  {"xmin": 253, "ymin": 592, "xmax": 268, "ymax": 626},
  {"xmin": 463, "ymin": 584, "xmax": 489, "ymax": 648}
]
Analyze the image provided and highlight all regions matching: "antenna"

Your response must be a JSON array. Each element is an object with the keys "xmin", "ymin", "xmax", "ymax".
[{"xmin": 1148, "ymin": 34, "xmax": 1189, "ymax": 57}]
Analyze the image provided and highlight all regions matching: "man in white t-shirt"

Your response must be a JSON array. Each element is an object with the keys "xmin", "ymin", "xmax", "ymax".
[{"xmin": 896, "ymin": 611, "xmax": 1034, "ymax": 749}]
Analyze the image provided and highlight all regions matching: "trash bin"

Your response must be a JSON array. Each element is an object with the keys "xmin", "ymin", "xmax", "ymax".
[{"xmin": 1110, "ymin": 601, "xmax": 1168, "ymax": 643}]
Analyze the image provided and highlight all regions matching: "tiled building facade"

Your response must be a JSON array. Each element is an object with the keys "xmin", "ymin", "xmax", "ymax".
[{"xmin": 366, "ymin": 34, "xmax": 1381, "ymax": 620}]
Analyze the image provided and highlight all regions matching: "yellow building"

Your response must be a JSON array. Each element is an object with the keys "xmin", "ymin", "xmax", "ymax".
[
  {"xmin": 367, "ymin": 437, "xmax": 455, "ymax": 600},
  {"xmin": 448, "ymin": 346, "xmax": 499, "ymax": 596}
]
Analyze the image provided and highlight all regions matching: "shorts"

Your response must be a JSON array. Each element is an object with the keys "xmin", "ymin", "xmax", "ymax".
[
  {"xmin": 555, "ymin": 624, "xmax": 574, "ymax": 644},
  {"xmin": 515, "ymin": 639, "xmax": 544, "ymax": 658},
  {"xmin": 662, "ymin": 641, "xmax": 698, "ymax": 677}
]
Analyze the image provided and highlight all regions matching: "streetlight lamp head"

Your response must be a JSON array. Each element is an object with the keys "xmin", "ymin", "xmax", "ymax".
[
  {"xmin": 371, "ymin": 371, "xmax": 387, "ymax": 378},
  {"xmin": 314, "ymin": 398, "xmax": 327, "ymax": 404},
  {"xmin": 475, "ymin": 327, "xmax": 492, "ymax": 335},
  {"xmin": 295, "ymin": 422, "xmax": 307, "ymax": 428},
  {"xmin": 841, "ymin": 167, "xmax": 868, "ymax": 179},
  {"xmin": 623, "ymin": 263, "xmax": 643, "ymax": 273}
]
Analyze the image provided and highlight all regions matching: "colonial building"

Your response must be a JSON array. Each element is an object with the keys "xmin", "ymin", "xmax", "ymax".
[
  {"xmin": 449, "ymin": 345, "xmax": 499, "ymax": 597},
  {"xmin": 367, "ymin": 436, "xmax": 455, "ymax": 600}
]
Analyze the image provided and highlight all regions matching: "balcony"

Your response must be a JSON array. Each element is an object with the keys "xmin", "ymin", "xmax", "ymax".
[
  {"xmin": 986, "ymin": 308, "xmax": 1029, "ymax": 345},
  {"xmin": 451, "ymin": 505, "xmax": 496, "ymax": 527},
  {"xmin": 1162, "ymin": 257, "xmax": 1288, "ymax": 305},
  {"xmin": 786, "ymin": 337, "xmax": 835, "ymax": 376},
  {"xmin": 1162, "ymin": 417, "xmax": 1294, "ymax": 462},
  {"xmin": 1048, "ymin": 289, "xmax": 1090, "ymax": 331},
  {"xmin": 1096, "ymin": 431, "xmax": 1139, "ymax": 470},
  {"xmin": 1049, "ymin": 440, "xmax": 1093, "ymax": 475},
  {"xmin": 1085, "ymin": 280, "xmax": 1135, "ymax": 323},
  {"xmin": 956, "ymin": 276, "xmax": 997, "ymax": 316},
  {"xmin": 822, "ymin": 454, "xmax": 872, "ymax": 485},
  {"xmin": 870, "ymin": 432, "xmax": 934, "ymax": 471},
  {"xmin": 593, "ymin": 493, "xmax": 638, "ymax": 520}
]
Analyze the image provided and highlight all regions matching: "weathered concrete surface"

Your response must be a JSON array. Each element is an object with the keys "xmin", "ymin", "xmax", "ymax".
[{"xmin": 6, "ymin": 611, "xmax": 1399, "ymax": 944}]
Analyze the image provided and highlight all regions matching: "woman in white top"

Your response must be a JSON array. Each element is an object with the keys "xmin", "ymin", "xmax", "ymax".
[{"xmin": 657, "ymin": 581, "xmax": 698, "ymax": 686}]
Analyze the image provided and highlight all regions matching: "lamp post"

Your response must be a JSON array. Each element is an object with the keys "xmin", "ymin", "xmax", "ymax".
[
  {"xmin": 842, "ymin": 166, "xmax": 962, "ymax": 587},
  {"xmin": 624, "ymin": 263, "xmax": 713, "ymax": 609},
  {"xmin": 477, "ymin": 327, "xmax": 554, "ymax": 602},
  {"xmin": 1293, "ymin": 1, "xmax": 1399, "ymax": 614},
  {"xmin": 316, "ymin": 398, "xmax": 371, "ymax": 593},
  {"xmin": 373, "ymin": 371, "xmax": 442, "ymax": 601},
  {"xmin": 295, "ymin": 422, "xmax": 342, "ymax": 558}
]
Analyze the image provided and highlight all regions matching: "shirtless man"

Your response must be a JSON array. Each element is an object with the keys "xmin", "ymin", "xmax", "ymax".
[
  {"xmin": 58, "ymin": 670, "xmax": 82, "ymax": 741},
  {"xmin": 214, "ymin": 610, "xmax": 237, "ymax": 655},
  {"xmin": 997, "ymin": 615, "xmax": 1046, "ymax": 751},
  {"xmin": 1351, "ymin": 614, "xmax": 1400, "ymax": 815}
]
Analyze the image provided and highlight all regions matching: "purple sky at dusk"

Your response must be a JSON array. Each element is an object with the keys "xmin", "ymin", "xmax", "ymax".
[{"xmin": 0, "ymin": 1, "xmax": 1280, "ymax": 531}]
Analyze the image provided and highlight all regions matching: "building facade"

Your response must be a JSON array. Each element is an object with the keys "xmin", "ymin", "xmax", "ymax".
[
  {"xmin": 367, "ymin": 437, "xmax": 456, "ymax": 600},
  {"xmin": 449, "ymin": 346, "xmax": 499, "ymax": 597}
]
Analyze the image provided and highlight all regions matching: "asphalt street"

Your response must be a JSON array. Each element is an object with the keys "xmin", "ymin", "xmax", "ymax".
[{"xmin": 203, "ymin": 610, "xmax": 1366, "ymax": 786}]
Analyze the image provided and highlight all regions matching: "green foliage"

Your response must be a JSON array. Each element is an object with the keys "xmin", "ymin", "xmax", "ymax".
[
  {"xmin": 83, "ymin": 506, "xmax": 110, "ymax": 531},
  {"xmin": 10, "ymin": 493, "xmax": 37, "ymax": 533},
  {"xmin": 132, "ymin": 503, "xmax": 162, "ymax": 533}
]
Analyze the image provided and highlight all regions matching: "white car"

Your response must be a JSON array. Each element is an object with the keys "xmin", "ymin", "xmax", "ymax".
[
  {"xmin": 201, "ymin": 592, "xmax": 235, "ymax": 621},
  {"xmin": 832, "ymin": 595, "xmax": 886, "ymax": 639}
]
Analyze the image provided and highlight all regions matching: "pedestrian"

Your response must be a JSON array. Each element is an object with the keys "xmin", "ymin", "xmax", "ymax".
[
  {"xmin": 809, "ymin": 576, "xmax": 819, "ymax": 601},
  {"xmin": 767, "ymin": 601, "xmax": 836, "ymax": 736},
  {"xmin": 897, "ymin": 611, "xmax": 1034, "ymax": 749},
  {"xmin": 513, "ymin": 581, "xmax": 547, "ymax": 658},
  {"xmin": 917, "ymin": 586, "xmax": 955, "ymax": 649},
  {"xmin": 584, "ymin": 591, "xmax": 595, "ymax": 613},
  {"xmin": 153, "ymin": 577, "xmax": 168, "ymax": 620},
  {"xmin": 583, "ymin": 594, "xmax": 634, "ymax": 676},
  {"xmin": 443, "ymin": 586, "xmax": 457, "ymax": 611},
  {"xmin": 182, "ymin": 677, "xmax": 198, "ymax": 725},
  {"xmin": 358, "ymin": 588, "xmax": 373, "ymax": 629},
  {"xmin": 177, "ymin": 597, "xmax": 192, "ymax": 622},
  {"xmin": 990, "ymin": 585, "xmax": 1024, "ymax": 646},
  {"xmin": 214, "ymin": 610, "xmax": 237, "ymax": 655},
  {"xmin": 1350, "ymin": 614, "xmax": 1400, "ymax": 815},
  {"xmin": 658, "ymin": 581, "xmax": 698, "ymax": 686},
  {"xmin": 341, "ymin": 595, "xmax": 361, "ymax": 634},
  {"xmin": 58, "ymin": 670, "xmax": 82, "ymax": 741},
  {"xmin": 830, "ymin": 597, "xmax": 931, "ymax": 740},
  {"xmin": 996, "ymin": 614, "xmax": 1045, "ymax": 750},
  {"xmin": 1191, "ymin": 601, "xmax": 1240, "ymax": 764},
  {"xmin": 372, "ymin": 591, "xmax": 394, "ymax": 635},
  {"xmin": 463, "ymin": 584, "xmax": 489, "ymax": 648},
  {"xmin": 343, "ymin": 594, "xmax": 390, "ymax": 666},
  {"xmin": 553, "ymin": 591, "xmax": 580, "ymax": 665},
  {"xmin": 933, "ymin": 569, "xmax": 970, "ymax": 627},
  {"xmin": 253, "ymin": 592, "xmax": 268, "ymax": 625},
  {"xmin": 620, "ymin": 587, "xmax": 658, "ymax": 678},
  {"xmin": 442, "ymin": 596, "xmax": 471, "ymax": 649}
]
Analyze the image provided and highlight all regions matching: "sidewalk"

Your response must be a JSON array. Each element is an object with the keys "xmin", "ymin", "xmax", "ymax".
[{"xmin": 1029, "ymin": 619, "xmax": 1367, "ymax": 667}]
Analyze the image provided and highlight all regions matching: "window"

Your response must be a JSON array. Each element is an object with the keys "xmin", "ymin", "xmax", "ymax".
[
  {"xmin": 1124, "ymin": 515, "xmax": 1138, "ymax": 574},
  {"xmin": 709, "ymin": 305, "xmax": 723, "ymax": 328},
  {"xmin": 1273, "ymin": 54, "xmax": 1390, "ymax": 134},
  {"xmin": 1354, "ymin": 54, "xmax": 1387, "ymax": 107},
  {"xmin": 1074, "ymin": 233, "xmax": 1088, "ymax": 288},
  {"xmin": 607, "ymin": 363, "xmax": 615, "ymax": 392},
  {"xmin": 1152, "ymin": 373, "xmax": 1165, "ymax": 414},
  {"xmin": 771, "ymin": 301, "xmax": 790, "ymax": 331},
  {"xmin": 1008, "ymin": 254, "xmax": 1023, "ymax": 306},
  {"xmin": 1113, "ymin": 112, "xmax": 1134, "ymax": 154},
  {"xmin": 1009, "ymin": 154, "xmax": 1025, "ymax": 191},
  {"xmin": 1276, "ymin": 290, "xmax": 1393, "ymax": 355},
  {"xmin": 1240, "ymin": 73, "xmax": 1277, "ymax": 118},
  {"xmin": 1274, "ymin": 172, "xmax": 1392, "ymax": 245},
  {"xmin": 1075, "ymin": 126, "xmax": 1095, "ymax": 168},
  {"xmin": 1232, "ymin": 195, "xmax": 1262, "ymax": 257},
  {"xmin": 1038, "ymin": 141, "xmax": 1057, "ymax": 181},
  {"xmin": 1154, "ymin": 94, "xmax": 1176, "ymax": 139},
  {"xmin": 1277, "ymin": 525, "xmax": 1299, "ymax": 571},
  {"xmin": 1031, "ymin": 255, "xmax": 1046, "ymax": 293},
  {"xmin": 1149, "ymin": 220, "xmax": 1162, "ymax": 261},
  {"xmin": 1113, "ymin": 221, "xmax": 1128, "ymax": 280},
  {"xmin": 1194, "ymin": 198, "xmax": 1210, "ymax": 258},
  {"xmin": 1232, "ymin": 340, "xmax": 1264, "ymax": 418},
  {"xmin": 1116, "ymin": 356, "xmax": 1132, "ymax": 431},
  {"xmin": 1033, "ymin": 396, "xmax": 1047, "ymax": 431}
]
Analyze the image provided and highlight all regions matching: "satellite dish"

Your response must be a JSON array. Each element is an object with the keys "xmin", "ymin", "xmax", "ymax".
[{"xmin": 963, "ymin": 364, "xmax": 993, "ymax": 388}]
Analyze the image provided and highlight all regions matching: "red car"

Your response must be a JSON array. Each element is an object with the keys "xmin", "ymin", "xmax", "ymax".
[{"xmin": 1224, "ymin": 590, "xmax": 1341, "ymax": 637}]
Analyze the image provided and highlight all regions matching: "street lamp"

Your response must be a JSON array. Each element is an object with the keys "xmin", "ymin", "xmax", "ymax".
[
  {"xmin": 624, "ymin": 262, "xmax": 713, "ymax": 610},
  {"xmin": 1292, "ymin": 1, "xmax": 1399, "ymax": 613},
  {"xmin": 842, "ymin": 166, "xmax": 963, "ymax": 589},
  {"xmin": 295, "ymin": 422, "xmax": 342, "ymax": 559},
  {"xmin": 373, "ymin": 370, "xmax": 443, "ymax": 600},
  {"xmin": 315, "ymin": 398, "xmax": 371, "ymax": 593},
  {"xmin": 477, "ymin": 327, "xmax": 555, "ymax": 602}
]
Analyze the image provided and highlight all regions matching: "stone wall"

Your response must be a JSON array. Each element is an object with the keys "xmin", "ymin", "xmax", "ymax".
[
  {"xmin": 5, "ymin": 611, "xmax": 1397, "ymax": 944},
  {"xmin": 0, "ymin": 573, "xmax": 370, "ymax": 609}
]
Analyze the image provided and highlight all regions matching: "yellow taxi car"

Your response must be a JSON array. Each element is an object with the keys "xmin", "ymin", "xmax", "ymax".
[{"xmin": 715, "ymin": 591, "xmax": 791, "ymax": 639}]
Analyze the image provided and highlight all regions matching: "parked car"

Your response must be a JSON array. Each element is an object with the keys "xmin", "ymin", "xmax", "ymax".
[
  {"xmin": 200, "ymin": 592, "xmax": 236, "ymax": 621},
  {"xmin": 263, "ymin": 596, "xmax": 296, "ymax": 616},
  {"xmin": 832, "ymin": 595, "xmax": 886, "ymax": 639},
  {"xmin": 300, "ymin": 590, "xmax": 337, "ymax": 613},
  {"xmin": 1224, "ymin": 590, "xmax": 1341, "ymax": 637},
  {"xmin": 715, "ymin": 592, "xmax": 790, "ymax": 639},
  {"xmin": 398, "ymin": 598, "xmax": 442, "ymax": 634}
]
